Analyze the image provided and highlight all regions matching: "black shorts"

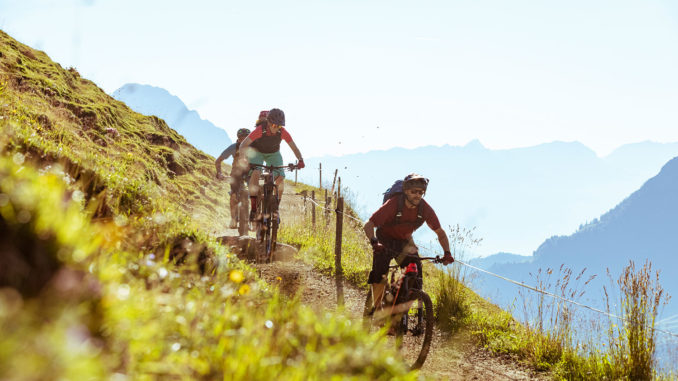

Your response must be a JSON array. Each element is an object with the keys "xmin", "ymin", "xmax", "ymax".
[{"xmin": 367, "ymin": 237, "xmax": 422, "ymax": 285}]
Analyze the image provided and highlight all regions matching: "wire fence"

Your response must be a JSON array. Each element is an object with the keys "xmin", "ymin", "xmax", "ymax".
[
  {"xmin": 417, "ymin": 246, "xmax": 678, "ymax": 340},
  {"xmin": 296, "ymin": 192, "xmax": 678, "ymax": 340}
]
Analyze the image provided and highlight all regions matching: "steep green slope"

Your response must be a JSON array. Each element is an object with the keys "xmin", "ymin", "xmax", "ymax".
[
  {"xmin": 0, "ymin": 30, "xmax": 224, "ymax": 224},
  {"xmin": 0, "ymin": 30, "xmax": 414, "ymax": 380}
]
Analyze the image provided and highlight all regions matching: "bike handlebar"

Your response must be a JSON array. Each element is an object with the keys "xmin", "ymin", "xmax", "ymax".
[
  {"xmin": 418, "ymin": 256, "xmax": 443, "ymax": 263},
  {"xmin": 249, "ymin": 163, "xmax": 299, "ymax": 171},
  {"xmin": 377, "ymin": 247, "xmax": 443, "ymax": 264},
  {"xmin": 384, "ymin": 254, "xmax": 443, "ymax": 269}
]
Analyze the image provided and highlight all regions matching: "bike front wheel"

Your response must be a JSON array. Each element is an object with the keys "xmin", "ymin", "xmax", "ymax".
[
  {"xmin": 396, "ymin": 289, "xmax": 434, "ymax": 370},
  {"xmin": 254, "ymin": 197, "xmax": 270, "ymax": 263}
]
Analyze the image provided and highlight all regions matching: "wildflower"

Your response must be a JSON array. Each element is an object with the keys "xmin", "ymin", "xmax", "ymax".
[
  {"xmin": 238, "ymin": 284, "xmax": 250, "ymax": 295},
  {"xmin": 229, "ymin": 270, "xmax": 244, "ymax": 283}
]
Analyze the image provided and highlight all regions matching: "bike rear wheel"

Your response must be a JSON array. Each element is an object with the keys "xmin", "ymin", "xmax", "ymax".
[{"xmin": 396, "ymin": 289, "xmax": 434, "ymax": 369}]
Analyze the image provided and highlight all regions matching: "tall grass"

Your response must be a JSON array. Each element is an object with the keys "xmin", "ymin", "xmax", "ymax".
[
  {"xmin": 428, "ymin": 224, "xmax": 480, "ymax": 332},
  {"xmin": 516, "ymin": 266, "xmax": 596, "ymax": 370},
  {"xmin": 604, "ymin": 260, "xmax": 670, "ymax": 381}
]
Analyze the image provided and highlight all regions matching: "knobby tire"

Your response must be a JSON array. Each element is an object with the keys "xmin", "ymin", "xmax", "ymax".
[
  {"xmin": 255, "ymin": 197, "xmax": 270, "ymax": 263},
  {"xmin": 397, "ymin": 289, "xmax": 434, "ymax": 370},
  {"xmin": 269, "ymin": 195, "xmax": 279, "ymax": 259},
  {"xmin": 362, "ymin": 288, "xmax": 434, "ymax": 370}
]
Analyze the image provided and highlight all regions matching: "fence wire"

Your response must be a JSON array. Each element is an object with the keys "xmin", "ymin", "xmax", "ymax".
[
  {"xmin": 417, "ymin": 246, "xmax": 678, "ymax": 340},
  {"xmin": 297, "ymin": 193, "xmax": 678, "ymax": 339}
]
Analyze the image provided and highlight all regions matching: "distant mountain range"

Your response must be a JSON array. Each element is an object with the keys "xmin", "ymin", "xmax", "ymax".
[
  {"xmin": 475, "ymin": 156, "xmax": 678, "ymax": 324},
  {"xmin": 468, "ymin": 252, "xmax": 531, "ymax": 269},
  {"xmin": 111, "ymin": 83, "xmax": 231, "ymax": 157},
  {"xmin": 299, "ymin": 141, "xmax": 678, "ymax": 257}
]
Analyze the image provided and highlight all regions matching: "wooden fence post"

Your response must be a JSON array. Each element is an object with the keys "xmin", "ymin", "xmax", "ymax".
[
  {"xmin": 337, "ymin": 177, "xmax": 341, "ymax": 203},
  {"xmin": 329, "ymin": 169, "xmax": 338, "ymax": 208},
  {"xmin": 335, "ymin": 197, "xmax": 344, "ymax": 306},
  {"xmin": 330, "ymin": 169, "xmax": 338, "ymax": 195},
  {"xmin": 311, "ymin": 190, "xmax": 316, "ymax": 228},
  {"xmin": 324, "ymin": 189, "xmax": 329, "ymax": 224}
]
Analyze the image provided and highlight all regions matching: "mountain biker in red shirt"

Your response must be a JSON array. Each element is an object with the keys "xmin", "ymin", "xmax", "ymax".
[
  {"xmin": 215, "ymin": 127, "xmax": 251, "ymax": 228},
  {"xmin": 363, "ymin": 174, "xmax": 454, "ymax": 311},
  {"xmin": 238, "ymin": 108, "xmax": 305, "ymax": 220}
]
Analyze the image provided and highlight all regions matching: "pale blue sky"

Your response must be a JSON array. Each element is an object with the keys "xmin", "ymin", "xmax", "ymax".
[{"xmin": 1, "ymin": 0, "xmax": 677, "ymax": 157}]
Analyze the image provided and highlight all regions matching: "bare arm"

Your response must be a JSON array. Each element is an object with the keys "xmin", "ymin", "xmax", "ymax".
[
  {"xmin": 240, "ymin": 137, "xmax": 252, "ymax": 150},
  {"xmin": 215, "ymin": 156, "xmax": 224, "ymax": 177},
  {"xmin": 434, "ymin": 227, "xmax": 451, "ymax": 253},
  {"xmin": 215, "ymin": 150, "xmax": 231, "ymax": 178},
  {"xmin": 287, "ymin": 140, "xmax": 303, "ymax": 161},
  {"xmin": 364, "ymin": 220, "xmax": 376, "ymax": 241}
]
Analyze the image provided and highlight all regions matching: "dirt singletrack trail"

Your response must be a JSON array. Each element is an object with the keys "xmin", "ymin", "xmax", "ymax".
[{"xmin": 221, "ymin": 183, "xmax": 549, "ymax": 380}]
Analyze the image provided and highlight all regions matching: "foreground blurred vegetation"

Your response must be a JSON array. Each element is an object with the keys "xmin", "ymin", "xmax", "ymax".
[{"xmin": 0, "ymin": 30, "xmax": 415, "ymax": 380}]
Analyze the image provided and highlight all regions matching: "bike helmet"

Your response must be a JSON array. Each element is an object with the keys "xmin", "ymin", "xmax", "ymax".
[
  {"xmin": 402, "ymin": 173, "xmax": 429, "ymax": 191},
  {"xmin": 237, "ymin": 128, "xmax": 251, "ymax": 138},
  {"xmin": 267, "ymin": 108, "xmax": 285, "ymax": 126}
]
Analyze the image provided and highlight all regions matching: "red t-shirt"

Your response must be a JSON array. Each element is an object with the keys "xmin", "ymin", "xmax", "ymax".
[
  {"xmin": 247, "ymin": 125, "xmax": 293, "ymax": 143},
  {"xmin": 369, "ymin": 197, "xmax": 441, "ymax": 240}
]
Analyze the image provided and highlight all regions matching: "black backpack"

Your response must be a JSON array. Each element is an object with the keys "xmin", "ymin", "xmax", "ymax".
[{"xmin": 381, "ymin": 180, "xmax": 425, "ymax": 229}]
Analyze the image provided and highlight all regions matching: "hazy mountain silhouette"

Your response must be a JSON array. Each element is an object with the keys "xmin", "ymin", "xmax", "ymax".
[
  {"xmin": 531, "ymin": 155, "xmax": 678, "ymax": 290},
  {"xmin": 301, "ymin": 141, "xmax": 678, "ymax": 257},
  {"xmin": 111, "ymin": 83, "xmax": 231, "ymax": 157},
  {"xmin": 476, "ymin": 156, "xmax": 678, "ymax": 324},
  {"xmin": 468, "ymin": 252, "xmax": 532, "ymax": 269}
]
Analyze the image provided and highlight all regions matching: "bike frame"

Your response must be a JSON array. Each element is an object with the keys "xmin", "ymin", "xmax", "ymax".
[{"xmin": 375, "ymin": 255, "xmax": 440, "ymax": 318}]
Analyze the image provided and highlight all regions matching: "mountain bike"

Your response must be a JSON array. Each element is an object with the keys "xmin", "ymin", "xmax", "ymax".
[
  {"xmin": 249, "ymin": 163, "xmax": 298, "ymax": 263},
  {"xmin": 363, "ymin": 254, "xmax": 441, "ymax": 370}
]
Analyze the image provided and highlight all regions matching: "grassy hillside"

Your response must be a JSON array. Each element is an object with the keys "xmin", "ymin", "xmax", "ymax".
[
  {"xmin": 0, "ymin": 30, "xmax": 224, "ymax": 224},
  {"xmin": 0, "ymin": 30, "xmax": 415, "ymax": 380}
]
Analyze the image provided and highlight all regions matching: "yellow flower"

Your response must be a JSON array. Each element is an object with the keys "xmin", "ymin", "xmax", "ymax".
[
  {"xmin": 276, "ymin": 276, "xmax": 282, "ymax": 282},
  {"xmin": 229, "ymin": 270, "xmax": 244, "ymax": 283},
  {"xmin": 238, "ymin": 284, "xmax": 250, "ymax": 295}
]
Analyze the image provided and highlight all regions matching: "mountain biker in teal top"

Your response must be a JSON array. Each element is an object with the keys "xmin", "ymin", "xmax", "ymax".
[
  {"xmin": 363, "ymin": 174, "xmax": 454, "ymax": 312},
  {"xmin": 239, "ymin": 108, "xmax": 305, "ymax": 220},
  {"xmin": 215, "ymin": 127, "xmax": 251, "ymax": 228}
]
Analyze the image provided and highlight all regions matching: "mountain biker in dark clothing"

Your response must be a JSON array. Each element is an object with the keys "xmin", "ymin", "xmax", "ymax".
[
  {"xmin": 238, "ymin": 108, "xmax": 305, "ymax": 220},
  {"xmin": 215, "ymin": 127, "xmax": 251, "ymax": 229},
  {"xmin": 363, "ymin": 174, "xmax": 454, "ymax": 311}
]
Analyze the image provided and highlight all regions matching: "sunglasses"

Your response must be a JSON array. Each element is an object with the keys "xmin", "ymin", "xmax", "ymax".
[{"xmin": 407, "ymin": 189, "xmax": 425, "ymax": 195}]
